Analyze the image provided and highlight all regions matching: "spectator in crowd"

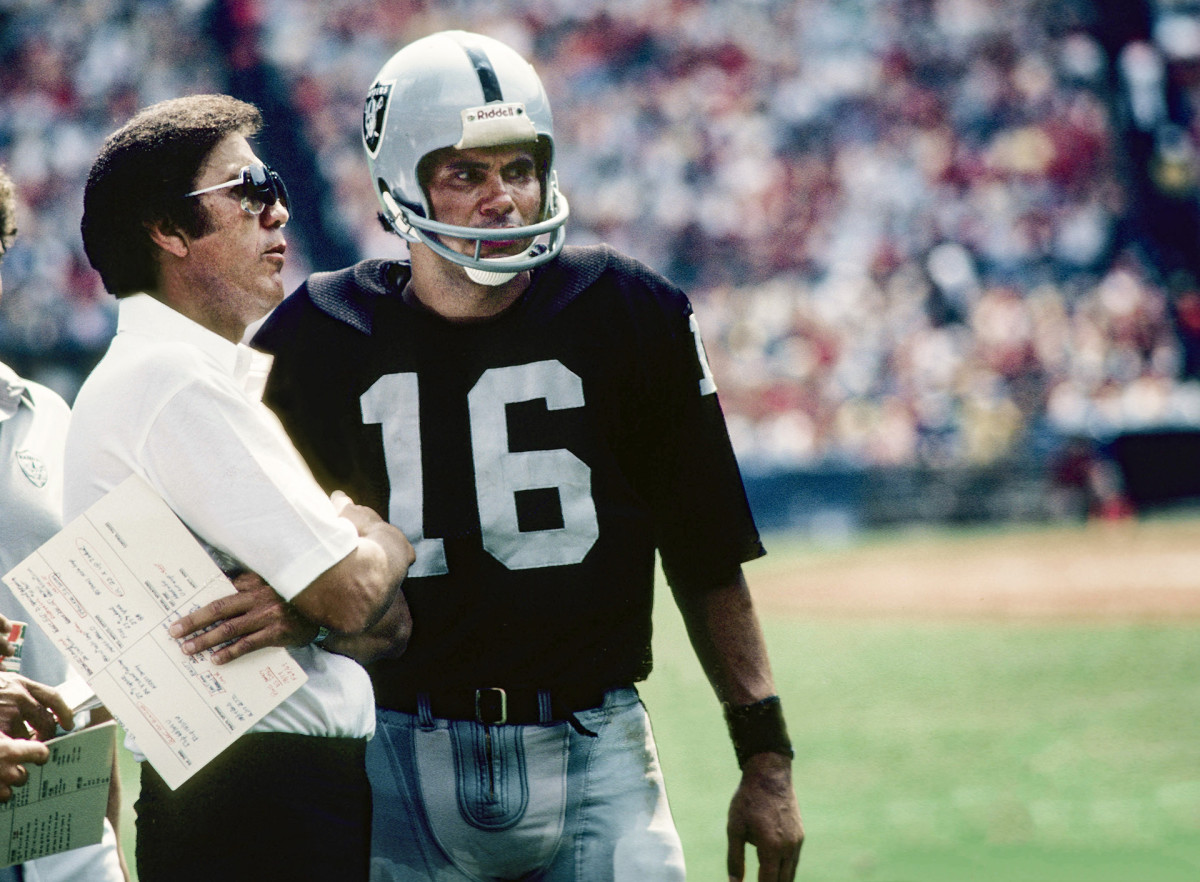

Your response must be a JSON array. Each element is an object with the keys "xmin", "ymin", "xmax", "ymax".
[{"xmin": 0, "ymin": 162, "xmax": 128, "ymax": 881}]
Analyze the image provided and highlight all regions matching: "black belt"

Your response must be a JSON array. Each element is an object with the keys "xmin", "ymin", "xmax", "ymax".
[{"xmin": 377, "ymin": 685, "xmax": 610, "ymax": 728}]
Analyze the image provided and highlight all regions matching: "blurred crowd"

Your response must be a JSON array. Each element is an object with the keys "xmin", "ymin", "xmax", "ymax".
[{"xmin": 4, "ymin": 0, "xmax": 1200, "ymax": 475}]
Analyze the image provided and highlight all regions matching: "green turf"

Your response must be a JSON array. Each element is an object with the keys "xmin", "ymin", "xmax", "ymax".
[
  {"xmin": 115, "ymin": 533, "xmax": 1200, "ymax": 881},
  {"xmin": 640, "ymin": 566, "xmax": 1200, "ymax": 881}
]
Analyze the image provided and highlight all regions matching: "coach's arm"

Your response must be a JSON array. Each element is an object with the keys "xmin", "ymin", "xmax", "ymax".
[
  {"xmin": 168, "ymin": 569, "xmax": 412, "ymax": 666},
  {"xmin": 671, "ymin": 567, "xmax": 804, "ymax": 882},
  {"xmin": 168, "ymin": 495, "xmax": 414, "ymax": 664}
]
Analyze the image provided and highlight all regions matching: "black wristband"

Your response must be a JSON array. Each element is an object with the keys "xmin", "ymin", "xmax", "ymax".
[{"xmin": 723, "ymin": 695, "xmax": 794, "ymax": 769}]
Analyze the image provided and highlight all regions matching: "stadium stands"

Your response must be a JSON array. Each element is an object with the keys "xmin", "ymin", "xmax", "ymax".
[{"xmin": 3, "ymin": 0, "xmax": 1200, "ymax": 519}]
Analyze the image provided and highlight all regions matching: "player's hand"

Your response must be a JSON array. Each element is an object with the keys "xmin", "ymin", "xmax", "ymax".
[
  {"xmin": 0, "ymin": 733, "xmax": 50, "ymax": 802},
  {"xmin": 726, "ymin": 751, "xmax": 803, "ymax": 882},
  {"xmin": 0, "ymin": 673, "xmax": 74, "ymax": 740},
  {"xmin": 168, "ymin": 572, "xmax": 319, "ymax": 664}
]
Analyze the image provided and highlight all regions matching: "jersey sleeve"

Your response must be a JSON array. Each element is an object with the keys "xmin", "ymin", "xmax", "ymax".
[
  {"xmin": 616, "ymin": 264, "xmax": 766, "ymax": 594},
  {"xmin": 254, "ymin": 273, "xmax": 390, "ymax": 513}
]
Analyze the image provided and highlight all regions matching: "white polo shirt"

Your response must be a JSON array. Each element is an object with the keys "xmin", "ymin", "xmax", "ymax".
[
  {"xmin": 1, "ymin": 363, "xmax": 127, "ymax": 882},
  {"xmin": 0, "ymin": 361, "xmax": 72, "ymax": 689},
  {"xmin": 64, "ymin": 293, "xmax": 374, "ymax": 741}
]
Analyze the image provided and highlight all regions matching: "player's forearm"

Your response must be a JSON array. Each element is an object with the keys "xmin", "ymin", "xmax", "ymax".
[
  {"xmin": 671, "ymin": 568, "xmax": 777, "ymax": 706},
  {"xmin": 676, "ymin": 570, "xmax": 797, "ymax": 775}
]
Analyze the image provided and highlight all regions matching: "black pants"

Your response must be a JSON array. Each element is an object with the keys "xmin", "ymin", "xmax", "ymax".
[{"xmin": 135, "ymin": 732, "xmax": 370, "ymax": 882}]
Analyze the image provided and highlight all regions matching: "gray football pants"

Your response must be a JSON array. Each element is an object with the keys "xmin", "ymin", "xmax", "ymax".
[{"xmin": 367, "ymin": 686, "xmax": 687, "ymax": 881}]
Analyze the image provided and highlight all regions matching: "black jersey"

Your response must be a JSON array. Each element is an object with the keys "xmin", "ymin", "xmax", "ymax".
[{"xmin": 253, "ymin": 245, "xmax": 764, "ymax": 696}]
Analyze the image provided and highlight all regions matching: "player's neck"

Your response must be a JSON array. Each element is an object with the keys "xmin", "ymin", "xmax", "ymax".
[{"xmin": 408, "ymin": 246, "xmax": 530, "ymax": 323}]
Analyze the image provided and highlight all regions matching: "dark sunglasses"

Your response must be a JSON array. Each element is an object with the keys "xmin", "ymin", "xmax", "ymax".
[{"xmin": 185, "ymin": 162, "xmax": 289, "ymax": 215}]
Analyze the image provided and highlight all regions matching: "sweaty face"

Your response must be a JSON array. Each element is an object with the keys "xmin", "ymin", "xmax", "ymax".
[
  {"xmin": 421, "ymin": 144, "xmax": 543, "ymax": 260},
  {"xmin": 183, "ymin": 134, "xmax": 289, "ymax": 340}
]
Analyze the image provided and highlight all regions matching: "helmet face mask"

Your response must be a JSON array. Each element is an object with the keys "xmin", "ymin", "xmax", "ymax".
[{"xmin": 363, "ymin": 30, "xmax": 569, "ymax": 284}]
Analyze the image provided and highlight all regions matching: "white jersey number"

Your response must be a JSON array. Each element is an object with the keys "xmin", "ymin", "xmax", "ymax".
[
  {"xmin": 690, "ymin": 313, "xmax": 718, "ymax": 396},
  {"xmin": 360, "ymin": 372, "xmax": 448, "ymax": 577},
  {"xmin": 361, "ymin": 361, "xmax": 599, "ymax": 575}
]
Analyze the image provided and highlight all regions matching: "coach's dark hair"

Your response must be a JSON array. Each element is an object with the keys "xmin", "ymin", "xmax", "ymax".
[
  {"xmin": 81, "ymin": 94, "xmax": 262, "ymax": 298},
  {"xmin": 0, "ymin": 164, "xmax": 17, "ymax": 264}
]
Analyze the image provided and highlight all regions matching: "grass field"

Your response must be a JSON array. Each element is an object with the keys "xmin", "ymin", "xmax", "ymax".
[
  {"xmin": 116, "ymin": 516, "xmax": 1200, "ymax": 881},
  {"xmin": 641, "ymin": 517, "xmax": 1200, "ymax": 881}
]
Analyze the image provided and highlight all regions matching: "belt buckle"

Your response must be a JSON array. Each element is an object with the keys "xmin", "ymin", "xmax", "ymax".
[{"xmin": 474, "ymin": 687, "xmax": 507, "ymax": 725}]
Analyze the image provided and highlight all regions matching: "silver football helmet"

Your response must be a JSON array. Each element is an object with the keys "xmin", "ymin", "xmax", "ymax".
[{"xmin": 362, "ymin": 30, "xmax": 569, "ymax": 285}]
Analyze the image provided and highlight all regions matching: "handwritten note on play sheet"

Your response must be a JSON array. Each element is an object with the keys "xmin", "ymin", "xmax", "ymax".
[
  {"xmin": 0, "ymin": 721, "xmax": 116, "ymax": 866},
  {"xmin": 1, "ymin": 474, "xmax": 308, "ymax": 790}
]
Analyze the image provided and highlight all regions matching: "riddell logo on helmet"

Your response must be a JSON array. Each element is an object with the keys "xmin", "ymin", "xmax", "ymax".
[
  {"xmin": 457, "ymin": 102, "xmax": 536, "ymax": 149},
  {"xmin": 465, "ymin": 104, "xmax": 525, "ymax": 123}
]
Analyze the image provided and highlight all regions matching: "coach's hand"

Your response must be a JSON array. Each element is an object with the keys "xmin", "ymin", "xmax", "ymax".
[
  {"xmin": 0, "ymin": 673, "xmax": 74, "ymax": 740},
  {"xmin": 727, "ymin": 751, "xmax": 803, "ymax": 881},
  {"xmin": 169, "ymin": 572, "xmax": 318, "ymax": 664},
  {"xmin": 0, "ymin": 733, "xmax": 50, "ymax": 802}
]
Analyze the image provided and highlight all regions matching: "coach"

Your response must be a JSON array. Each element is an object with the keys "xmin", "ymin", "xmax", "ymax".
[{"xmin": 66, "ymin": 94, "xmax": 414, "ymax": 882}]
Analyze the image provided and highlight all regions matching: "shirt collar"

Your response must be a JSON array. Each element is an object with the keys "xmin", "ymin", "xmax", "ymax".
[
  {"xmin": 117, "ymin": 294, "xmax": 275, "ymax": 401},
  {"xmin": 0, "ymin": 360, "xmax": 31, "ymax": 422}
]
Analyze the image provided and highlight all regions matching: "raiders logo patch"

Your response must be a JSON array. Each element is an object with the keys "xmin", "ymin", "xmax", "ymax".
[
  {"xmin": 363, "ymin": 81, "xmax": 393, "ymax": 158},
  {"xmin": 15, "ymin": 449, "xmax": 47, "ymax": 488}
]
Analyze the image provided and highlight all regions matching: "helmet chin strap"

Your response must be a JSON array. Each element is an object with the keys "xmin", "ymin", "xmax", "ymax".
[
  {"xmin": 463, "ymin": 264, "xmax": 520, "ymax": 286},
  {"xmin": 460, "ymin": 241, "xmax": 546, "ymax": 286}
]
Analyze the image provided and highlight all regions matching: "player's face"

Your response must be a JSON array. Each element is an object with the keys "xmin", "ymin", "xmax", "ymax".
[
  {"xmin": 422, "ymin": 144, "xmax": 542, "ymax": 260},
  {"xmin": 182, "ymin": 134, "xmax": 289, "ymax": 340}
]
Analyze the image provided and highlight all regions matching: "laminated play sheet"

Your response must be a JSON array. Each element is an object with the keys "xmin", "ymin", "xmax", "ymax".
[{"xmin": 0, "ymin": 720, "xmax": 116, "ymax": 866}]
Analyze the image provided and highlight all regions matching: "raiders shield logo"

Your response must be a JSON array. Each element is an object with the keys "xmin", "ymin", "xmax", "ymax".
[
  {"xmin": 363, "ymin": 81, "xmax": 393, "ymax": 158},
  {"xmin": 15, "ymin": 449, "xmax": 47, "ymax": 488}
]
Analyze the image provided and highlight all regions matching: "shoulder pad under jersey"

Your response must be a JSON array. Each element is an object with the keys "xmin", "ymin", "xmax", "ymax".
[{"xmin": 305, "ymin": 259, "xmax": 410, "ymax": 335}]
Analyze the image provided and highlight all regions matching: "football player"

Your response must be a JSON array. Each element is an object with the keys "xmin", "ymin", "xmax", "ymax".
[{"xmin": 196, "ymin": 30, "xmax": 802, "ymax": 881}]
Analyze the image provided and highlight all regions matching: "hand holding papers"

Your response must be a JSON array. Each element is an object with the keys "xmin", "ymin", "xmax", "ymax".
[
  {"xmin": 52, "ymin": 673, "xmax": 101, "ymax": 719},
  {"xmin": 0, "ymin": 721, "xmax": 116, "ymax": 867},
  {"xmin": 1, "ymin": 475, "xmax": 308, "ymax": 789}
]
